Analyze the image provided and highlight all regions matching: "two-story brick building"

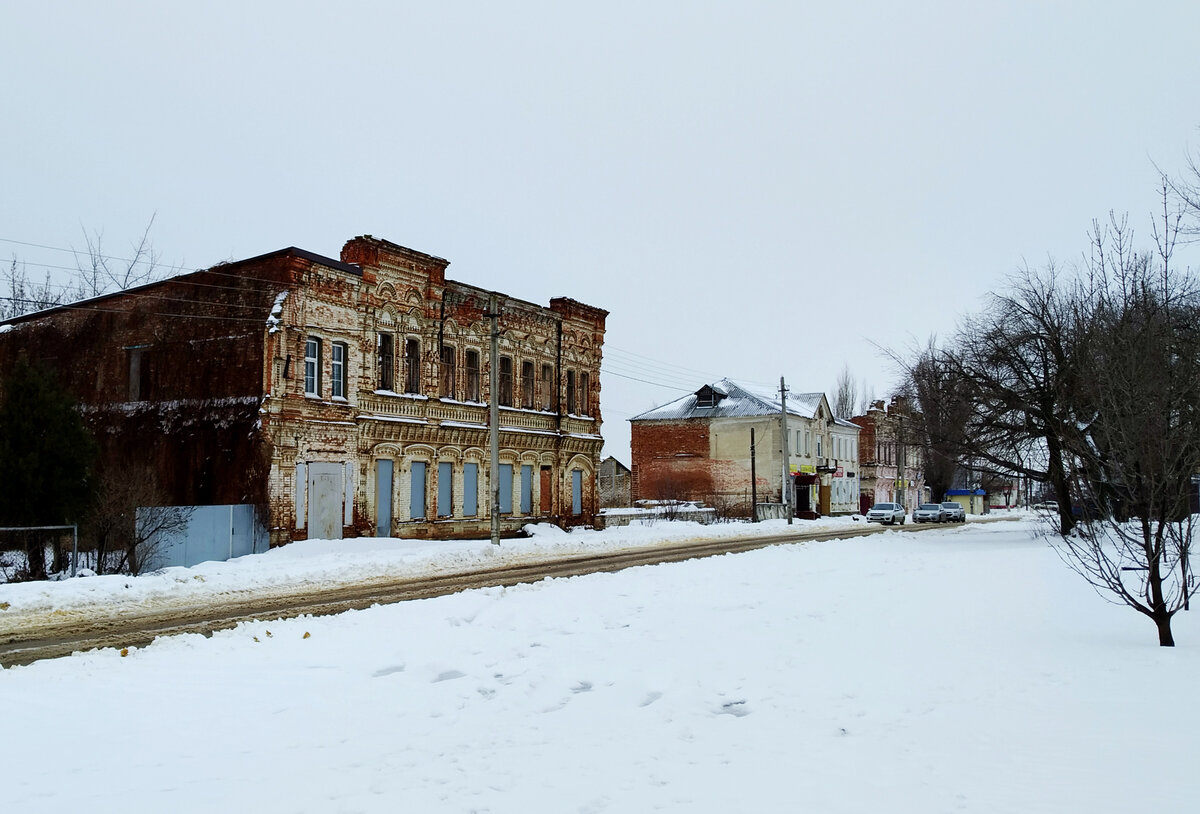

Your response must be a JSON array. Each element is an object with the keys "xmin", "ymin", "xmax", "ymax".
[{"xmin": 0, "ymin": 235, "xmax": 607, "ymax": 545}]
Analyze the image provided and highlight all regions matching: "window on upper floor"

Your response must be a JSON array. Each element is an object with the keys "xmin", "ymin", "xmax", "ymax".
[
  {"xmin": 304, "ymin": 337, "xmax": 322, "ymax": 397},
  {"xmin": 566, "ymin": 369, "xmax": 576, "ymax": 414},
  {"xmin": 521, "ymin": 360, "xmax": 535, "ymax": 409},
  {"xmin": 127, "ymin": 346, "xmax": 152, "ymax": 401},
  {"xmin": 404, "ymin": 338, "xmax": 420, "ymax": 394},
  {"xmin": 540, "ymin": 363, "xmax": 554, "ymax": 410},
  {"xmin": 331, "ymin": 342, "xmax": 347, "ymax": 399},
  {"xmin": 578, "ymin": 372, "xmax": 590, "ymax": 416},
  {"xmin": 465, "ymin": 349, "xmax": 480, "ymax": 401},
  {"xmin": 377, "ymin": 332, "xmax": 394, "ymax": 391},
  {"xmin": 499, "ymin": 355, "xmax": 513, "ymax": 406},
  {"xmin": 440, "ymin": 345, "xmax": 456, "ymax": 399}
]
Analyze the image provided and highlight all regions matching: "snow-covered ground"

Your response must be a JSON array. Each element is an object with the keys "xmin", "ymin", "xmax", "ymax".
[
  {"xmin": 3, "ymin": 516, "xmax": 1196, "ymax": 813},
  {"xmin": 0, "ymin": 514, "xmax": 866, "ymax": 620}
]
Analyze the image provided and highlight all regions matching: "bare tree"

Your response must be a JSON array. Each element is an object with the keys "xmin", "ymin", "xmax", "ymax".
[
  {"xmin": 904, "ymin": 337, "xmax": 971, "ymax": 502},
  {"xmin": 832, "ymin": 364, "xmax": 858, "ymax": 419},
  {"xmin": 82, "ymin": 464, "xmax": 191, "ymax": 575},
  {"xmin": 1, "ymin": 216, "xmax": 172, "ymax": 320},
  {"xmin": 857, "ymin": 382, "xmax": 876, "ymax": 417},
  {"xmin": 73, "ymin": 215, "xmax": 171, "ymax": 298},
  {"xmin": 1, "ymin": 259, "xmax": 65, "ymax": 320},
  {"xmin": 1052, "ymin": 197, "xmax": 1200, "ymax": 646}
]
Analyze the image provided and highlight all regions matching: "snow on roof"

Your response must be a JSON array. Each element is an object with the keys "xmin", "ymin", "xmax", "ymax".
[{"xmin": 630, "ymin": 378, "xmax": 828, "ymax": 422}]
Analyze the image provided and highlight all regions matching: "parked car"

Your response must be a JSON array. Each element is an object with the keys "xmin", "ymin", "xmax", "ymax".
[
  {"xmin": 940, "ymin": 502, "xmax": 966, "ymax": 522},
  {"xmin": 1033, "ymin": 501, "xmax": 1058, "ymax": 513},
  {"xmin": 914, "ymin": 503, "xmax": 946, "ymax": 523},
  {"xmin": 866, "ymin": 502, "xmax": 906, "ymax": 525}
]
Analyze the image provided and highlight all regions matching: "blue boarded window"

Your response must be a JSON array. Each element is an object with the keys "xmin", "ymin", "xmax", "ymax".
[
  {"xmin": 499, "ymin": 464, "xmax": 513, "ymax": 513},
  {"xmin": 437, "ymin": 461, "xmax": 453, "ymax": 517},
  {"xmin": 463, "ymin": 463, "xmax": 478, "ymax": 516},
  {"xmin": 520, "ymin": 465, "xmax": 533, "ymax": 514},
  {"xmin": 410, "ymin": 462, "xmax": 426, "ymax": 520},
  {"xmin": 571, "ymin": 469, "xmax": 582, "ymax": 515}
]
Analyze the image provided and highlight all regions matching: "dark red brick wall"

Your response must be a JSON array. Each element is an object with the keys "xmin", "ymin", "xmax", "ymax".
[
  {"xmin": 631, "ymin": 420, "xmax": 714, "ymax": 502},
  {"xmin": 0, "ymin": 254, "xmax": 309, "ymax": 508}
]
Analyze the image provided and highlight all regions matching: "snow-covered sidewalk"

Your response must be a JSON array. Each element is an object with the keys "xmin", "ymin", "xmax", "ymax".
[{"xmin": 0, "ymin": 515, "xmax": 875, "ymax": 624}]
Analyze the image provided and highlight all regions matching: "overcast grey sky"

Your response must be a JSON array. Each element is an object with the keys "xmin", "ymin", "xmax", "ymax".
[{"xmin": 4, "ymin": 1, "xmax": 1200, "ymax": 463}]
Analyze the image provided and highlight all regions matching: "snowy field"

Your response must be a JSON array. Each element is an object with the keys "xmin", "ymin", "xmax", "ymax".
[{"xmin": 2, "ymin": 516, "xmax": 1197, "ymax": 813}]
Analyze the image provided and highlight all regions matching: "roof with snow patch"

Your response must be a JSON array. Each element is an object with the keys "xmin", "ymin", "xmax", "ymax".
[{"xmin": 629, "ymin": 378, "xmax": 829, "ymax": 422}]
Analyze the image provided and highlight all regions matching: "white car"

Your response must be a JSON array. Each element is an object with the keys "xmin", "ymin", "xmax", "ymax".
[{"xmin": 866, "ymin": 502, "xmax": 906, "ymax": 525}]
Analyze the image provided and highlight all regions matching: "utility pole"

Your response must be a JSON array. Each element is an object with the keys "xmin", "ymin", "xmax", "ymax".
[
  {"xmin": 780, "ymin": 376, "xmax": 792, "ymax": 525},
  {"xmin": 750, "ymin": 427, "xmax": 758, "ymax": 522},
  {"xmin": 487, "ymin": 295, "xmax": 501, "ymax": 546}
]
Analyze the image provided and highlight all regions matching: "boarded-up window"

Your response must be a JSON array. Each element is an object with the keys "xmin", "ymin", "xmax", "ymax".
[
  {"xmin": 540, "ymin": 363, "xmax": 554, "ymax": 410},
  {"xmin": 566, "ymin": 369, "xmax": 576, "ymax": 414},
  {"xmin": 128, "ymin": 346, "xmax": 152, "ymax": 401},
  {"xmin": 572, "ymin": 469, "xmax": 583, "ymax": 515},
  {"xmin": 378, "ymin": 332, "xmax": 394, "ymax": 391},
  {"xmin": 579, "ymin": 372, "xmax": 589, "ymax": 416},
  {"xmin": 440, "ymin": 345, "xmax": 456, "ymax": 399},
  {"xmin": 520, "ymin": 465, "xmax": 533, "ymax": 514},
  {"xmin": 499, "ymin": 356, "xmax": 513, "ymax": 407},
  {"xmin": 376, "ymin": 460, "xmax": 393, "ymax": 536},
  {"xmin": 463, "ymin": 462, "xmax": 478, "ymax": 516},
  {"xmin": 499, "ymin": 464, "xmax": 513, "ymax": 513},
  {"xmin": 465, "ymin": 350, "xmax": 480, "ymax": 401},
  {"xmin": 437, "ymin": 461, "xmax": 453, "ymax": 517},
  {"xmin": 404, "ymin": 338, "xmax": 421, "ymax": 394},
  {"xmin": 521, "ymin": 360, "xmax": 535, "ymax": 409},
  {"xmin": 410, "ymin": 461, "xmax": 426, "ymax": 520}
]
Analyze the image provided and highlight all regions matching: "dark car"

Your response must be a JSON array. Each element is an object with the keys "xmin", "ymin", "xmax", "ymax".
[
  {"xmin": 914, "ymin": 503, "xmax": 946, "ymax": 523},
  {"xmin": 940, "ymin": 502, "xmax": 966, "ymax": 522}
]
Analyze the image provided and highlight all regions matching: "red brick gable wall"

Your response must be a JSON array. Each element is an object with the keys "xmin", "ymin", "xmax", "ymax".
[{"xmin": 631, "ymin": 420, "xmax": 714, "ymax": 502}]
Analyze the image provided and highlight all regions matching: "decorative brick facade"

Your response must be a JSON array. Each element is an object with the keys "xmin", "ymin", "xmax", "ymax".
[
  {"xmin": 850, "ymin": 399, "xmax": 925, "ymax": 513},
  {"xmin": 0, "ymin": 235, "xmax": 607, "ymax": 545}
]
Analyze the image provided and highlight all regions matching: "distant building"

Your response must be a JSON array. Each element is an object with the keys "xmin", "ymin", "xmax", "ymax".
[
  {"xmin": 850, "ymin": 398, "xmax": 925, "ymax": 514},
  {"xmin": 598, "ymin": 456, "xmax": 632, "ymax": 508},
  {"xmin": 0, "ymin": 234, "xmax": 607, "ymax": 548},
  {"xmin": 629, "ymin": 379, "xmax": 860, "ymax": 517}
]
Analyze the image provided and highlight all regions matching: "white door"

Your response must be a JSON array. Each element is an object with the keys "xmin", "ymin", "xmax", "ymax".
[{"xmin": 307, "ymin": 462, "xmax": 344, "ymax": 540}]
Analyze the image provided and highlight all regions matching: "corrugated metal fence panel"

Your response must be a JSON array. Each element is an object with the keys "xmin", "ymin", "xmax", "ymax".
[{"xmin": 139, "ymin": 504, "xmax": 266, "ymax": 570}]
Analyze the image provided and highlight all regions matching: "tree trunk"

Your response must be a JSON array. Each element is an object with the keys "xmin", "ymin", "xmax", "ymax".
[
  {"xmin": 1045, "ymin": 437, "xmax": 1075, "ymax": 536},
  {"xmin": 1154, "ymin": 613, "xmax": 1176, "ymax": 647},
  {"xmin": 23, "ymin": 531, "xmax": 47, "ymax": 581}
]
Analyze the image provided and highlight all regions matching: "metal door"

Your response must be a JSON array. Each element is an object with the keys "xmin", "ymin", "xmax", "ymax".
[{"xmin": 307, "ymin": 462, "xmax": 344, "ymax": 540}]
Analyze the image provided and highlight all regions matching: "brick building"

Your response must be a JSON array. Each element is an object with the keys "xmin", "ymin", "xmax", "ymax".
[
  {"xmin": 0, "ymin": 235, "xmax": 607, "ymax": 545},
  {"xmin": 850, "ymin": 399, "xmax": 925, "ymax": 514},
  {"xmin": 629, "ymin": 379, "xmax": 860, "ymax": 517}
]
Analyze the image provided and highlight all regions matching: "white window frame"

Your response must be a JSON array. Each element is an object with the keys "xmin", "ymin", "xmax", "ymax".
[
  {"xmin": 304, "ymin": 337, "xmax": 321, "ymax": 397},
  {"xmin": 331, "ymin": 342, "xmax": 347, "ymax": 400}
]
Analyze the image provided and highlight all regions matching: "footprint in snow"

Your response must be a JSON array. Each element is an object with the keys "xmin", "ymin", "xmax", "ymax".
[{"xmin": 718, "ymin": 700, "xmax": 750, "ymax": 717}]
